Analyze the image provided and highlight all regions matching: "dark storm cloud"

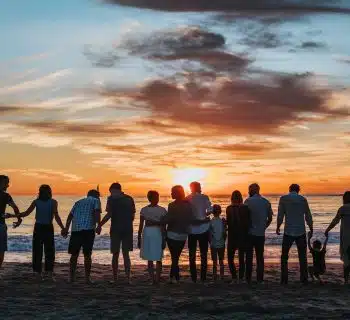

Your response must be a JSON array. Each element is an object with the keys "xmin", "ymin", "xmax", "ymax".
[{"xmin": 104, "ymin": 0, "xmax": 350, "ymax": 14}]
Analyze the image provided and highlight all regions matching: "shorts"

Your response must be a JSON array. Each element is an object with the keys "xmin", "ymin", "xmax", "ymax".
[
  {"xmin": 0, "ymin": 224, "xmax": 8, "ymax": 253},
  {"xmin": 211, "ymin": 246, "xmax": 225, "ymax": 262},
  {"xmin": 68, "ymin": 230, "xmax": 95, "ymax": 256},
  {"xmin": 110, "ymin": 231, "xmax": 133, "ymax": 253}
]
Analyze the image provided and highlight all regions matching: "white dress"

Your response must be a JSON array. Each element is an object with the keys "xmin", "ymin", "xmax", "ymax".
[{"xmin": 140, "ymin": 205, "xmax": 167, "ymax": 261}]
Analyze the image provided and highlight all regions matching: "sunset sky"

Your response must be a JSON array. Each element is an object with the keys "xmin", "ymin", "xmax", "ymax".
[{"xmin": 1, "ymin": 0, "xmax": 350, "ymax": 196}]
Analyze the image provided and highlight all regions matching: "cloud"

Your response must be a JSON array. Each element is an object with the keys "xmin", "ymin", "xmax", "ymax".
[
  {"xmin": 0, "ymin": 69, "xmax": 72, "ymax": 95},
  {"xmin": 4, "ymin": 169, "xmax": 82, "ymax": 182},
  {"xmin": 299, "ymin": 41, "xmax": 327, "ymax": 49},
  {"xmin": 121, "ymin": 26, "xmax": 225, "ymax": 57},
  {"xmin": 104, "ymin": 0, "xmax": 350, "ymax": 14},
  {"xmin": 20, "ymin": 121, "xmax": 129, "ymax": 137},
  {"xmin": 104, "ymin": 72, "xmax": 349, "ymax": 136}
]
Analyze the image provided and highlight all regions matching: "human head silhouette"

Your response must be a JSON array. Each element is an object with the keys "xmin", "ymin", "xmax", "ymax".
[{"xmin": 249, "ymin": 183, "xmax": 260, "ymax": 197}]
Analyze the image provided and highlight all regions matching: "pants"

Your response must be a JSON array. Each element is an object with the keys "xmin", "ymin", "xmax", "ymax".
[
  {"xmin": 167, "ymin": 238, "xmax": 185, "ymax": 280},
  {"xmin": 281, "ymin": 234, "xmax": 308, "ymax": 284},
  {"xmin": 246, "ymin": 235, "xmax": 265, "ymax": 283},
  {"xmin": 188, "ymin": 231, "xmax": 209, "ymax": 282},
  {"xmin": 32, "ymin": 223, "xmax": 55, "ymax": 273},
  {"xmin": 227, "ymin": 239, "xmax": 247, "ymax": 280}
]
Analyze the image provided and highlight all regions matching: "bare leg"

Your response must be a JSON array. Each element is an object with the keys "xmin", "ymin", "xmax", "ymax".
[
  {"xmin": 69, "ymin": 254, "xmax": 78, "ymax": 283},
  {"xmin": 308, "ymin": 266, "xmax": 315, "ymax": 282},
  {"xmin": 155, "ymin": 261, "xmax": 162, "ymax": 284},
  {"xmin": 148, "ymin": 261, "xmax": 154, "ymax": 283},
  {"xmin": 112, "ymin": 252, "xmax": 120, "ymax": 282},
  {"xmin": 84, "ymin": 254, "xmax": 92, "ymax": 283},
  {"xmin": 122, "ymin": 250, "xmax": 131, "ymax": 283}
]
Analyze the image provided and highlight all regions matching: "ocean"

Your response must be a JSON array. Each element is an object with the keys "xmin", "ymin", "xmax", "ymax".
[{"xmin": 4, "ymin": 195, "xmax": 343, "ymax": 265}]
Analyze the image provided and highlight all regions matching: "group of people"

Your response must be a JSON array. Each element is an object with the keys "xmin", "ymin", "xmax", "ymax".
[{"xmin": 1, "ymin": 174, "xmax": 350, "ymax": 286}]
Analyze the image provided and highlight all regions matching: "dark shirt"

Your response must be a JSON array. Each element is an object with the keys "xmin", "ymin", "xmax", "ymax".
[
  {"xmin": 107, "ymin": 193, "xmax": 135, "ymax": 234},
  {"xmin": 0, "ymin": 191, "xmax": 13, "ymax": 225},
  {"xmin": 310, "ymin": 248, "xmax": 326, "ymax": 274},
  {"xmin": 226, "ymin": 204, "xmax": 251, "ymax": 242},
  {"xmin": 165, "ymin": 200, "xmax": 195, "ymax": 234}
]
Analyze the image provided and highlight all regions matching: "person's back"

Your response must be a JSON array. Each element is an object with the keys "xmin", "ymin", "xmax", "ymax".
[
  {"xmin": 108, "ymin": 194, "xmax": 135, "ymax": 234},
  {"xmin": 71, "ymin": 196, "xmax": 100, "ymax": 232},
  {"xmin": 278, "ymin": 192, "xmax": 311, "ymax": 236},
  {"xmin": 166, "ymin": 200, "xmax": 193, "ymax": 235},
  {"xmin": 245, "ymin": 195, "xmax": 272, "ymax": 236},
  {"xmin": 226, "ymin": 204, "xmax": 251, "ymax": 241},
  {"xmin": 35, "ymin": 199, "xmax": 54, "ymax": 225}
]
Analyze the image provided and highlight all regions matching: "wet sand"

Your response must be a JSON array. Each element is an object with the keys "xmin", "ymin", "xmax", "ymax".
[{"xmin": 1, "ymin": 262, "xmax": 350, "ymax": 319}]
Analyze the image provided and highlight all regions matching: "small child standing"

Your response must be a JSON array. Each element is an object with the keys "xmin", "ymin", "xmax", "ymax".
[
  {"xmin": 308, "ymin": 232, "xmax": 328, "ymax": 283},
  {"xmin": 210, "ymin": 204, "xmax": 226, "ymax": 281}
]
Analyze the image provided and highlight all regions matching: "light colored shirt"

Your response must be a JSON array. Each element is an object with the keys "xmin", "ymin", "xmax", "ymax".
[
  {"xmin": 244, "ymin": 194, "xmax": 273, "ymax": 236},
  {"xmin": 210, "ymin": 217, "xmax": 225, "ymax": 248},
  {"xmin": 186, "ymin": 193, "xmax": 212, "ymax": 234},
  {"xmin": 277, "ymin": 192, "xmax": 313, "ymax": 237},
  {"xmin": 140, "ymin": 205, "xmax": 167, "ymax": 222},
  {"xmin": 71, "ymin": 196, "xmax": 101, "ymax": 232}
]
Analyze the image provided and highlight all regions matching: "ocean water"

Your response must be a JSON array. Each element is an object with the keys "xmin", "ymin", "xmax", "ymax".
[{"xmin": 4, "ymin": 195, "xmax": 343, "ymax": 265}]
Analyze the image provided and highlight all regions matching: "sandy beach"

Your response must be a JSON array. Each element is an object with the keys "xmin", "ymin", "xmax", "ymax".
[{"xmin": 1, "ymin": 262, "xmax": 350, "ymax": 319}]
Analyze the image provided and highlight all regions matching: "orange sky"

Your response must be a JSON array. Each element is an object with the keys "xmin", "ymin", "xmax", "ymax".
[{"xmin": 1, "ymin": 1, "xmax": 350, "ymax": 196}]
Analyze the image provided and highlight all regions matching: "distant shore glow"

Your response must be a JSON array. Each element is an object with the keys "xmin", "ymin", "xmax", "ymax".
[{"xmin": 171, "ymin": 168, "xmax": 207, "ymax": 190}]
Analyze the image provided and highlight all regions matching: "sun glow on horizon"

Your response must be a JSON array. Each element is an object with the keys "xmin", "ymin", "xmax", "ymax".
[{"xmin": 171, "ymin": 168, "xmax": 207, "ymax": 191}]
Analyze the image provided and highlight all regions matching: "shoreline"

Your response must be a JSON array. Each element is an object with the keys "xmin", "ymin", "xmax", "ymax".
[{"xmin": 1, "ymin": 262, "xmax": 350, "ymax": 319}]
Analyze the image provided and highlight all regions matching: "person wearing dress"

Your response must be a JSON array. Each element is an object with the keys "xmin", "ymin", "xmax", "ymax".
[
  {"xmin": 226, "ymin": 190, "xmax": 251, "ymax": 283},
  {"xmin": 137, "ymin": 190, "xmax": 167, "ymax": 284},
  {"xmin": 19, "ymin": 185, "xmax": 65, "ymax": 281},
  {"xmin": 325, "ymin": 191, "xmax": 350, "ymax": 284},
  {"xmin": 165, "ymin": 185, "xmax": 195, "ymax": 283}
]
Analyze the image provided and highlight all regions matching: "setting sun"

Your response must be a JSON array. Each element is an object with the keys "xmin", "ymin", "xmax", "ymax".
[{"xmin": 171, "ymin": 168, "xmax": 207, "ymax": 191}]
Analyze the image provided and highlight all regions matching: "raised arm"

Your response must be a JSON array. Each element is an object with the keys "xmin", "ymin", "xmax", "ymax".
[
  {"xmin": 276, "ymin": 198, "xmax": 285, "ymax": 235},
  {"xmin": 53, "ymin": 200, "xmax": 65, "ymax": 231},
  {"xmin": 325, "ymin": 210, "xmax": 342, "ymax": 237},
  {"xmin": 304, "ymin": 198, "xmax": 313, "ymax": 236}
]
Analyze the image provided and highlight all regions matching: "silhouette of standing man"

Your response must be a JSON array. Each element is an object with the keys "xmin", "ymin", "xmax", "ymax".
[{"xmin": 245, "ymin": 183, "xmax": 273, "ymax": 284}]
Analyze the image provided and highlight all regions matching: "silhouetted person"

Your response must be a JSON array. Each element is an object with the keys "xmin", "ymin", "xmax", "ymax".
[
  {"xmin": 0, "ymin": 175, "xmax": 21, "ymax": 270},
  {"xmin": 165, "ymin": 185, "xmax": 194, "ymax": 283},
  {"xmin": 19, "ymin": 185, "xmax": 65, "ymax": 281},
  {"xmin": 226, "ymin": 190, "xmax": 251, "ymax": 283},
  {"xmin": 325, "ymin": 191, "xmax": 350, "ymax": 284},
  {"xmin": 308, "ymin": 232, "xmax": 328, "ymax": 283},
  {"xmin": 186, "ymin": 181, "xmax": 212, "ymax": 283},
  {"xmin": 209, "ymin": 204, "xmax": 226, "ymax": 281},
  {"xmin": 277, "ymin": 184, "xmax": 313, "ymax": 285},
  {"xmin": 96, "ymin": 183, "xmax": 135, "ymax": 284},
  {"xmin": 63, "ymin": 189, "xmax": 101, "ymax": 284},
  {"xmin": 137, "ymin": 190, "xmax": 167, "ymax": 285},
  {"xmin": 244, "ymin": 183, "xmax": 273, "ymax": 284}
]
